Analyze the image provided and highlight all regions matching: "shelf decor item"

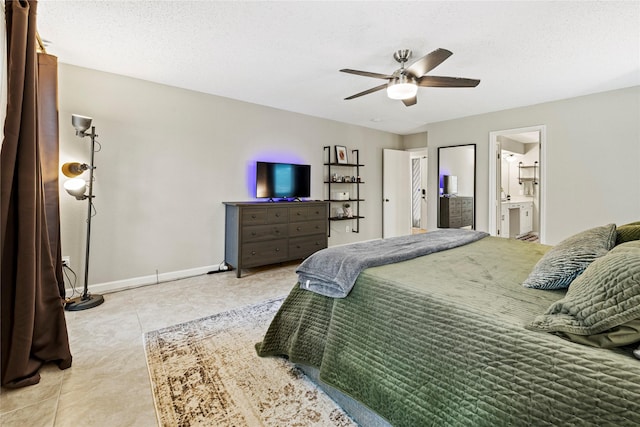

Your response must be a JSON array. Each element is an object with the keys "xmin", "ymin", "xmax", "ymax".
[
  {"xmin": 344, "ymin": 203, "xmax": 353, "ymax": 218},
  {"xmin": 335, "ymin": 145, "xmax": 348, "ymax": 164}
]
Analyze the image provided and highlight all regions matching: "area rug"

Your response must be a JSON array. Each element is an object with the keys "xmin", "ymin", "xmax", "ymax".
[
  {"xmin": 516, "ymin": 232, "xmax": 539, "ymax": 243},
  {"xmin": 144, "ymin": 298, "xmax": 356, "ymax": 427}
]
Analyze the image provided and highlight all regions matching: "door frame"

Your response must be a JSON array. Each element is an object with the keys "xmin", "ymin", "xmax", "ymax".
[{"xmin": 488, "ymin": 125, "xmax": 547, "ymax": 243}]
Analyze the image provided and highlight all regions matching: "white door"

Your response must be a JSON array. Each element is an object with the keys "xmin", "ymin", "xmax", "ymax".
[{"xmin": 383, "ymin": 149, "xmax": 412, "ymax": 238}]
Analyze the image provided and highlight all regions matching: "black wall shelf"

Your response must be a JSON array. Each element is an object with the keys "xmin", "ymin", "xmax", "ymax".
[
  {"xmin": 518, "ymin": 161, "xmax": 539, "ymax": 185},
  {"xmin": 323, "ymin": 145, "xmax": 364, "ymax": 235}
]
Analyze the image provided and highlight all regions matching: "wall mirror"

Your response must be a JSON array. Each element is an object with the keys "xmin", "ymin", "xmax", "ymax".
[{"xmin": 437, "ymin": 144, "xmax": 476, "ymax": 229}]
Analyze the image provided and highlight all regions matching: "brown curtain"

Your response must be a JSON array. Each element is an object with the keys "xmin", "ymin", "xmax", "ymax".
[{"xmin": 1, "ymin": 0, "xmax": 72, "ymax": 388}]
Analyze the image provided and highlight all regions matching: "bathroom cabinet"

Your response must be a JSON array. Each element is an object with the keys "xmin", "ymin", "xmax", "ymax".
[{"xmin": 501, "ymin": 201, "xmax": 533, "ymax": 238}]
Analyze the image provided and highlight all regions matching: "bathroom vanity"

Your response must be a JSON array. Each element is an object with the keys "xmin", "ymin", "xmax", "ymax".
[{"xmin": 500, "ymin": 200, "xmax": 533, "ymax": 238}]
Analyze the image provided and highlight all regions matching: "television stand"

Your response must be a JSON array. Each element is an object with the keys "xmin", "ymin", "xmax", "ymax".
[{"xmin": 223, "ymin": 201, "xmax": 329, "ymax": 277}]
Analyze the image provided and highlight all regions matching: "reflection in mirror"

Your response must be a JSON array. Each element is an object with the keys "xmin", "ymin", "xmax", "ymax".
[{"xmin": 437, "ymin": 144, "xmax": 476, "ymax": 229}]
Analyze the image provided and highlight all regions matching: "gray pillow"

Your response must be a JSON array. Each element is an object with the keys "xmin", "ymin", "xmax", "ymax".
[
  {"xmin": 527, "ymin": 241, "xmax": 640, "ymax": 340},
  {"xmin": 522, "ymin": 223, "xmax": 616, "ymax": 289}
]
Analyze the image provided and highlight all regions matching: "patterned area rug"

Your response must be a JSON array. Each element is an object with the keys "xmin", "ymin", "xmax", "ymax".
[
  {"xmin": 516, "ymin": 232, "xmax": 539, "ymax": 243},
  {"xmin": 144, "ymin": 298, "xmax": 356, "ymax": 427}
]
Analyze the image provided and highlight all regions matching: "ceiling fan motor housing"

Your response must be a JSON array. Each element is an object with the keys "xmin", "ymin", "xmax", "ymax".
[{"xmin": 393, "ymin": 49, "xmax": 412, "ymax": 65}]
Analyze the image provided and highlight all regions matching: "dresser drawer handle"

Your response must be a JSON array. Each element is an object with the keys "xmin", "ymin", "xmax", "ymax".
[
  {"xmin": 275, "ymin": 213, "xmax": 280, "ymax": 217},
  {"xmin": 275, "ymin": 248, "xmax": 280, "ymax": 252},
  {"xmin": 297, "ymin": 212, "xmax": 302, "ymax": 215},
  {"xmin": 251, "ymin": 251, "xmax": 256, "ymax": 255},
  {"xmin": 251, "ymin": 232, "xmax": 257, "ymax": 236},
  {"xmin": 251, "ymin": 214, "xmax": 256, "ymax": 219},
  {"xmin": 296, "ymin": 227, "xmax": 301, "ymax": 231},
  {"xmin": 275, "ymin": 229, "xmax": 280, "ymax": 234}
]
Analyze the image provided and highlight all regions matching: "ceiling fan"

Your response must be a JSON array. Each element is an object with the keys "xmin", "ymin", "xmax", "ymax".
[{"xmin": 340, "ymin": 48, "xmax": 480, "ymax": 106}]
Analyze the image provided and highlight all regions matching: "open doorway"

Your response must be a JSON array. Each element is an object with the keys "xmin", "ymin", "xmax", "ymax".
[
  {"xmin": 489, "ymin": 125, "xmax": 547, "ymax": 243},
  {"xmin": 410, "ymin": 149, "xmax": 428, "ymax": 234},
  {"xmin": 382, "ymin": 148, "xmax": 428, "ymax": 238}
]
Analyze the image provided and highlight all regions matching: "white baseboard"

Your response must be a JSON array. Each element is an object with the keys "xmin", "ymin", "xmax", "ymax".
[{"xmin": 65, "ymin": 265, "xmax": 219, "ymax": 297}]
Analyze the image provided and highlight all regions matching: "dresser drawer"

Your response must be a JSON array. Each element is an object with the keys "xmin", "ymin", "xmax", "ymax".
[
  {"xmin": 241, "ymin": 240, "xmax": 288, "ymax": 267},
  {"xmin": 242, "ymin": 208, "xmax": 267, "ymax": 225},
  {"xmin": 267, "ymin": 207, "xmax": 288, "ymax": 224},
  {"xmin": 307, "ymin": 205, "xmax": 326, "ymax": 220},
  {"xmin": 289, "ymin": 235, "xmax": 327, "ymax": 259},
  {"xmin": 242, "ymin": 224, "xmax": 287, "ymax": 243},
  {"xmin": 289, "ymin": 220, "xmax": 326, "ymax": 237},
  {"xmin": 290, "ymin": 204, "xmax": 326, "ymax": 221},
  {"xmin": 289, "ymin": 206, "xmax": 310, "ymax": 222},
  {"xmin": 241, "ymin": 207, "xmax": 288, "ymax": 225},
  {"xmin": 448, "ymin": 217, "xmax": 463, "ymax": 228}
]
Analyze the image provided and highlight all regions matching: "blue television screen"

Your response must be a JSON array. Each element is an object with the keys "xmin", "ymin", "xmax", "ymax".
[{"xmin": 256, "ymin": 161, "xmax": 311, "ymax": 199}]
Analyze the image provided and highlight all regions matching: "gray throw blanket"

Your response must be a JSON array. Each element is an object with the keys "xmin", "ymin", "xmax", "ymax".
[{"xmin": 297, "ymin": 229, "xmax": 488, "ymax": 298}]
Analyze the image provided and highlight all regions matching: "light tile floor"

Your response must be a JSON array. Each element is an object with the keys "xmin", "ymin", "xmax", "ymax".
[{"xmin": 0, "ymin": 263, "xmax": 299, "ymax": 426}]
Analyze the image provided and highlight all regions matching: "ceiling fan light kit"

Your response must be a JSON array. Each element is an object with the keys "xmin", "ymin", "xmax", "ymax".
[
  {"xmin": 386, "ymin": 74, "xmax": 417, "ymax": 100},
  {"xmin": 340, "ymin": 48, "xmax": 480, "ymax": 106}
]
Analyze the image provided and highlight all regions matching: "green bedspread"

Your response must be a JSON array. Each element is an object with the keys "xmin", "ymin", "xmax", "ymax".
[{"xmin": 257, "ymin": 236, "xmax": 640, "ymax": 426}]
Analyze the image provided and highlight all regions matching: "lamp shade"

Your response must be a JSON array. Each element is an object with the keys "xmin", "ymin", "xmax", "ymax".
[
  {"xmin": 62, "ymin": 162, "xmax": 89, "ymax": 178},
  {"xmin": 64, "ymin": 178, "xmax": 87, "ymax": 199},
  {"xmin": 387, "ymin": 75, "xmax": 418, "ymax": 100},
  {"xmin": 71, "ymin": 114, "xmax": 93, "ymax": 137}
]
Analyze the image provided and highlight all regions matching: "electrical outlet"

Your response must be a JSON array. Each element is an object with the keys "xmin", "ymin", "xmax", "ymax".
[
  {"xmin": 346, "ymin": 225, "xmax": 351, "ymax": 233},
  {"xmin": 62, "ymin": 256, "xmax": 70, "ymax": 267}
]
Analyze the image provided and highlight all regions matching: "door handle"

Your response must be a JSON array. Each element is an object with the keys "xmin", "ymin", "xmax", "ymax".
[{"xmin": 384, "ymin": 198, "xmax": 390, "ymax": 202}]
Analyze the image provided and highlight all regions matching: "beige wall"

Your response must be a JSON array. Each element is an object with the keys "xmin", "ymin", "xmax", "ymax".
[
  {"xmin": 58, "ymin": 64, "xmax": 402, "ymax": 292},
  {"xmin": 402, "ymin": 132, "xmax": 428, "ymax": 149},
  {"xmin": 420, "ymin": 86, "xmax": 640, "ymax": 244},
  {"xmin": 57, "ymin": 64, "xmax": 639, "ymax": 291}
]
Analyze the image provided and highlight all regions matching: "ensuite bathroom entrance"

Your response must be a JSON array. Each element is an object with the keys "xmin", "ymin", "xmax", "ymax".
[{"xmin": 489, "ymin": 125, "xmax": 546, "ymax": 244}]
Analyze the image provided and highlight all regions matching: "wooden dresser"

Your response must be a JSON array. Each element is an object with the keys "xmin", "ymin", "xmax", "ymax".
[
  {"xmin": 224, "ymin": 201, "xmax": 328, "ymax": 277},
  {"xmin": 439, "ymin": 197, "xmax": 474, "ymax": 228}
]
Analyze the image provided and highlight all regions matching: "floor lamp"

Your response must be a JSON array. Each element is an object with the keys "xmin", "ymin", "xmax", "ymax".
[{"xmin": 61, "ymin": 114, "xmax": 105, "ymax": 311}]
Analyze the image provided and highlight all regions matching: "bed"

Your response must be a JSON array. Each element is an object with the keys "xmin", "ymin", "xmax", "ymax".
[{"xmin": 256, "ymin": 225, "xmax": 640, "ymax": 426}]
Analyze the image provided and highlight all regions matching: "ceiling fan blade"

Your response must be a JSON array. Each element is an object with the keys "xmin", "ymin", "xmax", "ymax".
[
  {"xmin": 417, "ymin": 76, "xmax": 481, "ymax": 88},
  {"xmin": 405, "ymin": 48, "xmax": 453, "ymax": 78},
  {"xmin": 344, "ymin": 83, "xmax": 387, "ymax": 100},
  {"xmin": 340, "ymin": 69, "xmax": 393, "ymax": 80},
  {"xmin": 402, "ymin": 96, "xmax": 417, "ymax": 107}
]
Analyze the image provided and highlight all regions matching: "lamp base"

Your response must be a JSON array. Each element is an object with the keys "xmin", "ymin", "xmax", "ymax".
[{"xmin": 65, "ymin": 293, "xmax": 105, "ymax": 311}]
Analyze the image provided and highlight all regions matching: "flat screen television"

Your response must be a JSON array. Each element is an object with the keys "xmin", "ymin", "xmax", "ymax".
[{"xmin": 256, "ymin": 161, "xmax": 311, "ymax": 200}]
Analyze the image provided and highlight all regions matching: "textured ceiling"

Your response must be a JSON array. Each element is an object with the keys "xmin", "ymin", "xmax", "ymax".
[{"xmin": 37, "ymin": 1, "xmax": 640, "ymax": 135}]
